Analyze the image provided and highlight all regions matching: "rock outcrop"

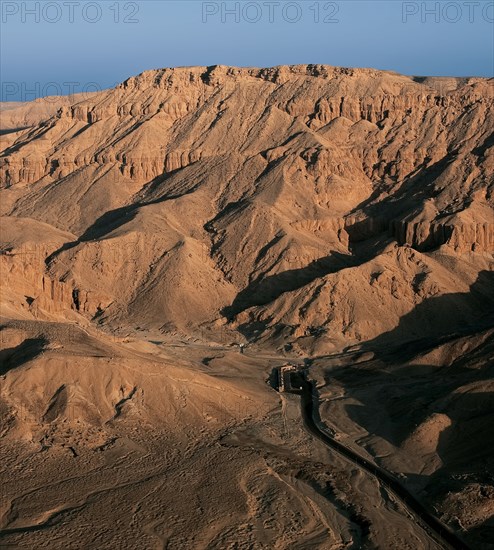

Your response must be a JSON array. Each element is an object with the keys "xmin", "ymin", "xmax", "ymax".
[{"xmin": 1, "ymin": 65, "xmax": 492, "ymax": 344}]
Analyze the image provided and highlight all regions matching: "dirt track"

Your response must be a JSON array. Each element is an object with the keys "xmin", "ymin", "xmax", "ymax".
[{"xmin": 299, "ymin": 375, "xmax": 471, "ymax": 550}]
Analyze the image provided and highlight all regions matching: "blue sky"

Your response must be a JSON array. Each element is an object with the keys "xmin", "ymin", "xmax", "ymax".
[{"xmin": 1, "ymin": 0, "xmax": 493, "ymax": 101}]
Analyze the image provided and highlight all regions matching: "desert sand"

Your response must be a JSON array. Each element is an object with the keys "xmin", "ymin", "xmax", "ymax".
[{"xmin": 0, "ymin": 65, "xmax": 493, "ymax": 549}]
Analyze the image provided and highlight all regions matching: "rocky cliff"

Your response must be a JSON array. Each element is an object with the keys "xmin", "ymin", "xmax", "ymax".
[{"xmin": 1, "ymin": 65, "xmax": 493, "ymax": 348}]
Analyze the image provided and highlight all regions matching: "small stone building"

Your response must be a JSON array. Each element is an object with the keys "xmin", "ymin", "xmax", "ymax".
[{"xmin": 277, "ymin": 365, "xmax": 298, "ymax": 392}]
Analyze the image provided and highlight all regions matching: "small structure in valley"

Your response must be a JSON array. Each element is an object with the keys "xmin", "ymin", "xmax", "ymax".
[{"xmin": 277, "ymin": 364, "xmax": 301, "ymax": 393}]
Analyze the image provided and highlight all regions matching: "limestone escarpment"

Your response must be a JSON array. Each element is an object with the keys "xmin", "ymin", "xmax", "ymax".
[
  {"xmin": 0, "ymin": 218, "xmax": 111, "ymax": 320},
  {"xmin": 1, "ymin": 244, "xmax": 110, "ymax": 319},
  {"xmin": 1, "ymin": 66, "xmax": 492, "ymax": 345}
]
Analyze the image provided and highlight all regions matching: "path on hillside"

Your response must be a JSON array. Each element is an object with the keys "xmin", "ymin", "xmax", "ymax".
[{"xmin": 298, "ymin": 376, "xmax": 470, "ymax": 550}]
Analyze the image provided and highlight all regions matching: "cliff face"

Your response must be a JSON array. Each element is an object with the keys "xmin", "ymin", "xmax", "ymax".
[
  {"xmin": 1, "ymin": 65, "xmax": 493, "ymax": 346},
  {"xmin": 0, "ymin": 218, "xmax": 111, "ymax": 321}
]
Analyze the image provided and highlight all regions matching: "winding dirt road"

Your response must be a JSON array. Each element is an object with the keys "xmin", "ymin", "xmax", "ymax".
[{"xmin": 299, "ymin": 376, "xmax": 470, "ymax": 550}]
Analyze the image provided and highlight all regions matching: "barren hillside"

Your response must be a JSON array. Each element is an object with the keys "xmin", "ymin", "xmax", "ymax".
[
  {"xmin": 1, "ymin": 65, "xmax": 493, "ymax": 351},
  {"xmin": 0, "ymin": 65, "xmax": 493, "ymax": 549}
]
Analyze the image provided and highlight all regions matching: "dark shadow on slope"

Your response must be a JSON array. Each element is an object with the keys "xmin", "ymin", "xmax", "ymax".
[
  {"xmin": 0, "ymin": 120, "xmax": 55, "ymax": 156},
  {"xmin": 301, "ymin": 373, "xmax": 471, "ymax": 549},
  {"xmin": 321, "ymin": 271, "xmax": 494, "ymax": 464},
  {"xmin": 464, "ymin": 517, "xmax": 494, "ymax": 550},
  {"xmin": 70, "ymin": 123, "xmax": 92, "ymax": 139},
  {"xmin": 223, "ymin": 235, "xmax": 390, "ymax": 321},
  {"xmin": 45, "ymin": 165, "xmax": 201, "ymax": 266},
  {"xmin": 319, "ymin": 276, "xmax": 494, "ymax": 546},
  {"xmin": 77, "ymin": 166, "xmax": 200, "ymax": 242},
  {"xmin": 472, "ymin": 131, "xmax": 494, "ymax": 159},
  {"xmin": 358, "ymin": 270, "xmax": 494, "ymax": 361},
  {"xmin": 325, "ymin": 351, "xmax": 494, "ymax": 539},
  {"xmin": 0, "ymin": 126, "xmax": 31, "ymax": 136},
  {"xmin": 0, "ymin": 337, "xmax": 48, "ymax": 375},
  {"xmin": 44, "ymin": 204, "xmax": 140, "ymax": 263},
  {"xmin": 204, "ymin": 199, "xmax": 250, "ymax": 236},
  {"xmin": 331, "ymin": 357, "xmax": 494, "ymax": 451},
  {"xmin": 349, "ymin": 154, "xmax": 457, "ymax": 222},
  {"xmin": 435, "ymin": 391, "xmax": 494, "ymax": 470},
  {"xmin": 223, "ymin": 249, "xmax": 377, "ymax": 320}
]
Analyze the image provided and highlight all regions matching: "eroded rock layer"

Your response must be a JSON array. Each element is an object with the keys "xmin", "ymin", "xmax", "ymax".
[{"xmin": 1, "ymin": 65, "xmax": 493, "ymax": 347}]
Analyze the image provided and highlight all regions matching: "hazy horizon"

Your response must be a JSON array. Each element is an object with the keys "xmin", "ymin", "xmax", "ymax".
[{"xmin": 2, "ymin": 0, "xmax": 493, "ymax": 101}]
